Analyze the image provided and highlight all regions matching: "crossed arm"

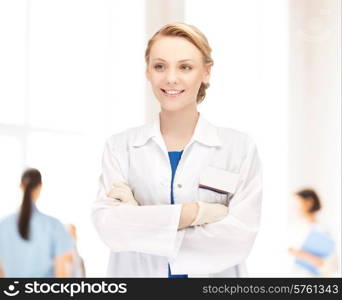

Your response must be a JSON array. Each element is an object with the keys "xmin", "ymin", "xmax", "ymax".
[
  {"xmin": 92, "ymin": 137, "xmax": 262, "ymax": 274},
  {"xmin": 106, "ymin": 181, "xmax": 228, "ymax": 229}
]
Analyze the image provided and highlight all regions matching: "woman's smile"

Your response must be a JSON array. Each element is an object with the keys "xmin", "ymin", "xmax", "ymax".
[{"xmin": 160, "ymin": 88, "xmax": 185, "ymax": 98}]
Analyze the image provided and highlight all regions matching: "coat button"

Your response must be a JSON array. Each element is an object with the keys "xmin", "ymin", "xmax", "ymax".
[{"xmin": 177, "ymin": 183, "xmax": 182, "ymax": 188}]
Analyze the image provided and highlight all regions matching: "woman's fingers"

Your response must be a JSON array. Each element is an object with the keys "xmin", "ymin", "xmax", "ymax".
[
  {"xmin": 107, "ymin": 187, "xmax": 130, "ymax": 201},
  {"xmin": 108, "ymin": 189, "xmax": 123, "ymax": 199},
  {"xmin": 108, "ymin": 182, "xmax": 138, "ymax": 206}
]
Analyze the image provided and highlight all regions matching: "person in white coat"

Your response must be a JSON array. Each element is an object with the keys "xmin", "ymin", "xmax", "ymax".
[{"xmin": 92, "ymin": 22, "xmax": 262, "ymax": 277}]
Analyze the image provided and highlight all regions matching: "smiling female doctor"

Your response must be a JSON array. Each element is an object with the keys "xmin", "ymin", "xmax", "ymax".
[{"xmin": 92, "ymin": 23, "xmax": 262, "ymax": 277}]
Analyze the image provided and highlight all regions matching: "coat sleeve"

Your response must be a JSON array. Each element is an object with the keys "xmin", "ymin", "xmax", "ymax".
[
  {"xmin": 92, "ymin": 137, "xmax": 183, "ymax": 257},
  {"xmin": 169, "ymin": 137, "xmax": 262, "ymax": 274}
]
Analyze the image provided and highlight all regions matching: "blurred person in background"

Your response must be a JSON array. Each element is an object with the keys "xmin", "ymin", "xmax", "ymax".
[
  {"xmin": 0, "ymin": 168, "xmax": 73, "ymax": 277},
  {"xmin": 65, "ymin": 223, "xmax": 86, "ymax": 277},
  {"xmin": 288, "ymin": 188, "xmax": 337, "ymax": 277}
]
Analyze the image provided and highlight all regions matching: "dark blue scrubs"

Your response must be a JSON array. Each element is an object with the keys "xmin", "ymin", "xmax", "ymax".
[{"xmin": 167, "ymin": 150, "xmax": 188, "ymax": 278}]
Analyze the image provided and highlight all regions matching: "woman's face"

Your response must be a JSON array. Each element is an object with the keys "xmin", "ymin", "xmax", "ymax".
[
  {"xmin": 294, "ymin": 195, "xmax": 312, "ymax": 216},
  {"xmin": 146, "ymin": 36, "xmax": 210, "ymax": 112}
]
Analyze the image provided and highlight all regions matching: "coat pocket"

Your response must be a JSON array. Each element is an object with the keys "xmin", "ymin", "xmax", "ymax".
[{"xmin": 198, "ymin": 166, "xmax": 239, "ymax": 205}]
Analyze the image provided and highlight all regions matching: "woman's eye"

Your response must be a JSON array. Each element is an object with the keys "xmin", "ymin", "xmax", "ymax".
[
  {"xmin": 154, "ymin": 64, "xmax": 164, "ymax": 70},
  {"xmin": 181, "ymin": 65, "xmax": 192, "ymax": 70}
]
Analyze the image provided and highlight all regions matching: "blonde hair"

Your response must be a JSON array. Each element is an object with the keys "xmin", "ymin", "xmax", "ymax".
[{"xmin": 145, "ymin": 22, "xmax": 214, "ymax": 104}]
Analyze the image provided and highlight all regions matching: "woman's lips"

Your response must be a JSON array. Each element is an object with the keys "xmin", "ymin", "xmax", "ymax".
[{"xmin": 161, "ymin": 89, "xmax": 185, "ymax": 98}]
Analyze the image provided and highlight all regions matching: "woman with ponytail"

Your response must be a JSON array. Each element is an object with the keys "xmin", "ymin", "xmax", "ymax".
[{"xmin": 0, "ymin": 168, "xmax": 73, "ymax": 277}]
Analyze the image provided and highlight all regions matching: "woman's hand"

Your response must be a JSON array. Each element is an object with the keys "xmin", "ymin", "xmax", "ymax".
[
  {"xmin": 178, "ymin": 202, "xmax": 199, "ymax": 229},
  {"xmin": 107, "ymin": 182, "xmax": 139, "ymax": 206},
  {"xmin": 178, "ymin": 201, "xmax": 228, "ymax": 229},
  {"xmin": 191, "ymin": 201, "xmax": 228, "ymax": 226}
]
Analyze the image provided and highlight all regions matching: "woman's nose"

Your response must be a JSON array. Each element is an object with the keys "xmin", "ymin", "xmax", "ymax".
[{"xmin": 165, "ymin": 68, "xmax": 178, "ymax": 84}]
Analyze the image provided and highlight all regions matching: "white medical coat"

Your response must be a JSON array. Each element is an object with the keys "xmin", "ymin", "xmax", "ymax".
[{"xmin": 92, "ymin": 113, "xmax": 262, "ymax": 277}]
